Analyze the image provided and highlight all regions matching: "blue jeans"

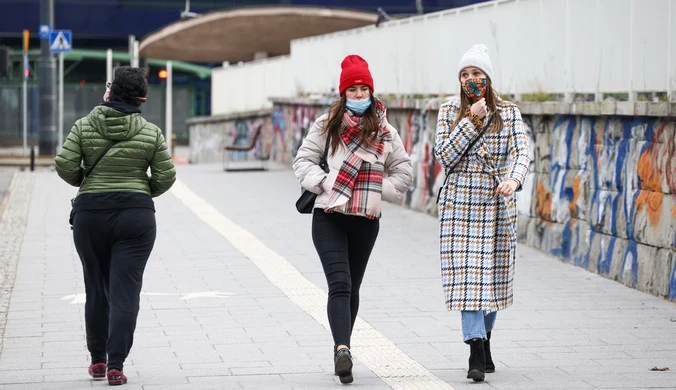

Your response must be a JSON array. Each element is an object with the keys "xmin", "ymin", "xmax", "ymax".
[{"xmin": 461, "ymin": 311, "xmax": 497, "ymax": 343}]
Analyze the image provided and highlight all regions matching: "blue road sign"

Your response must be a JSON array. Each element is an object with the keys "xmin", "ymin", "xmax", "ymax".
[
  {"xmin": 49, "ymin": 30, "xmax": 72, "ymax": 53},
  {"xmin": 39, "ymin": 24, "xmax": 51, "ymax": 39}
]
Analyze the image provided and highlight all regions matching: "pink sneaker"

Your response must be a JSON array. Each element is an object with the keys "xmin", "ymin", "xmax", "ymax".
[
  {"xmin": 88, "ymin": 363, "xmax": 107, "ymax": 379},
  {"xmin": 107, "ymin": 369, "xmax": 127, "ymax": 386}
]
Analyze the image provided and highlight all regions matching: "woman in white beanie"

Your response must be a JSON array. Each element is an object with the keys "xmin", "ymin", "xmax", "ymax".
[{"xmin": 434, "ymin": 44, "xmax": 530, "ymax": 382}]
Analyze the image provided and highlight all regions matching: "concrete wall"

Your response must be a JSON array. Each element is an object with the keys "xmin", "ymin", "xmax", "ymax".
[
  {"xmin": 188, "ymin": 100, "xmax": 676, "ymax": 300},
  {"xmin": 187, "ymin": 110, "xmax": 273, "ymax": 164},
  {"xmin": 521, "ymin": 114, "xmax": 675, "ymax": 300},
  {"xmin": 292, "ymin": 0, "xmax": 676, "ymax": 96},
  {"xmin": 209, "ymin": 0, "xmax": 676, "ymax": 108},
  {"xmin": 211, "ymin": 56, "xmax": 294, "ymax": 116}
]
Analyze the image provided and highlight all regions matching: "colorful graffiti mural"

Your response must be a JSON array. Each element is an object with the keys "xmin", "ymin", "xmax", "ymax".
[
  {"xmin": 386, "ymin": 105, "xmax": 442, "ymax": 214},
  {"xmin": 229, "ymin": 118, "xmax": 270, "ymax": 161},
  {"xmin": 521, "ymin": 116, "xmax": 676, "ymax": 299},
  {"xmin": 188, "ymin": 99, "xmax": 676, "ymax": 300},
  {"xmin": 270, "ymin": 104, "xmax": 325, "ymax": 165},
  {"xmin": 386, "ymin": 102, "xmax": 536, "ymax": 217},
  {"xmin": 188, "ymin": 116, "xmax": 272, "ymax": 164},
  {"xmin": 283, "ymin": 102, "xmax": 675, "ymax": 300},
  {"xmin": 189, "ymin": 104, "xmax": 326, "ymax": 166}
]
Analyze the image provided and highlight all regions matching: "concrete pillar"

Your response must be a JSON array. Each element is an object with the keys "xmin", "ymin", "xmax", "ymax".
[{"xmin": 38, "ymin": 0, "xmax": 57, "ymax": 156}]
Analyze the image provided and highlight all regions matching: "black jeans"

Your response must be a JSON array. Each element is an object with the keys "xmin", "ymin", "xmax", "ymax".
[
  {"xmin": 72, "ymin": 208, "xmax": 156, "ymax": 371},
  {"xmin": 312, "ymin": 210, "xmax": 379, "ymax": 349}
]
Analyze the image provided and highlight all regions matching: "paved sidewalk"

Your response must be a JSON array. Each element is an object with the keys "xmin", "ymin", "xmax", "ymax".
[
  {"xmin": 0, "ymin": 168, "xmax": 16, "ymax": 209},
  {"xmin": 0, "ymin": 165, "xmax": 674, "ymax": 389}
]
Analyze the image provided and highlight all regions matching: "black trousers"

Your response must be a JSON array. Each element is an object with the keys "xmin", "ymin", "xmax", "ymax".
[
  {"xmin": 312, "ymin": 210, "xmax": 379, "ymax": 349},
  {"xmin": 72, "ymin": 208, "xmax": 156, "ymax": 371}
]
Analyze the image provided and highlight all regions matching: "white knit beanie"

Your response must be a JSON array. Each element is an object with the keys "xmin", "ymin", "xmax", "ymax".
[{"xmin": 457, "ymin": 44, "xmax": 494, "ymax": 81}]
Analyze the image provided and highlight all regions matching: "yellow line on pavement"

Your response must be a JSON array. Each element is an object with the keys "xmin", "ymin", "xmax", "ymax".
[{"xmin": 171, "ymin": 179, "xmax": 455, "ymax": 390}]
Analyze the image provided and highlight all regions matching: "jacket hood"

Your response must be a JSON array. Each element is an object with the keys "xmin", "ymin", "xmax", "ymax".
[{"xmin": 87, "ymin": 105, "xmax": 147, "ymax": 141}]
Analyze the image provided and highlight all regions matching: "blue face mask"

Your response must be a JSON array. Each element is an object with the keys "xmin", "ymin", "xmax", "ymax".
[{"xmin": 346, "ymin": 98, "xmax": 372, "ymax": 115}]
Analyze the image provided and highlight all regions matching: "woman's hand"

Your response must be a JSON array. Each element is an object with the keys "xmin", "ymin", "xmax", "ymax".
[
  {"xmin": 496, "ymin": 179, "xmax": 519, "ymax": 197},
  {"xmin": 470, "ymin": 98, "xmax": 488, "ymax": 119}
]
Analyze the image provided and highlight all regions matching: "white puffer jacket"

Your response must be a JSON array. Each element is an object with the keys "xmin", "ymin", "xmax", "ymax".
[{"xmin": 293, "ymin": 113, "xmax": 413, "ymax": 212}]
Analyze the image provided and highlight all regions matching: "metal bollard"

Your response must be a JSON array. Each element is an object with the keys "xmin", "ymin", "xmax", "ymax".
[{"xmin": 30, "ymin": 146, "xmax": 35, "ymax": 171}]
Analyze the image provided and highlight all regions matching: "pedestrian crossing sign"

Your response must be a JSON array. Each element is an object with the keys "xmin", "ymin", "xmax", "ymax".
[{"xmin": 49, "ymin": 30, "xmax": 72, "ymax": 53}]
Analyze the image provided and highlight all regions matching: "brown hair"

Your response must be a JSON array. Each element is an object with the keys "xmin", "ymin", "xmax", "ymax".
[
  {"xmin": 324, "ymin": 92, "xmax": 380, "ymax": 156},
  {"xmin": 452, "ymin": 78, "xmax": 504, "ymax": 133}
]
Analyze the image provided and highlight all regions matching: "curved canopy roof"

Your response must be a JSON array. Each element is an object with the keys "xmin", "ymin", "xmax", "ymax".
[{"xmin": 139, "ymin": 6, "xmax": 378, "ymax": 63}]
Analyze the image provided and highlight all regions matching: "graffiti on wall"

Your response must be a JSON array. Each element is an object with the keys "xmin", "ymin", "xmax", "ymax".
[
  {"xmin": 270, "ymin": 104, "xmax": 324, "ymax": 165},
  {"xmin": 228, "ymin": 118, "xmax": 271, "ymax": 162},
  {"xmin": 271, "ymin": 106, "xmax": 287, "ymax": 163},
  {"xmin": 190, "ymin": 101, "xmax": 676, "ymax": 300},
  {"xmin": 280, "ymin": 101, "xmax": 675, "ymax": 300},
  {"xmin": 385, "ymin": 103, "xmax": 536, "ymax": 217},
  {"xmin": 188, "ymin": 116, "xmax": 272, "ymax": 164},
  {"xmin": 190, "ymin": 103, "xmax": 325, "ymax": 166},
  {"xmin": 386, "ymin": 106, "xmax": 441, "ymax": 214},
  {"xmin": 522, "ymin": 116, "xmax": 676, "ymax": 299},
  {"xmin": 292, "ymin": 105, "xmax": 319, "ymax": 158}
]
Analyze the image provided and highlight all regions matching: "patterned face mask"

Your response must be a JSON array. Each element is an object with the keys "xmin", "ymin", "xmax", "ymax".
[{"xmin": 462, "ymin": 78, "xmax": 487, "ymax": 100}]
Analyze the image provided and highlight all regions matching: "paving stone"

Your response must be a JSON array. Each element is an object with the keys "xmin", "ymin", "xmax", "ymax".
[{"xmin": 1, "ymin": 167, "xmax": 675, "ymax": 389}]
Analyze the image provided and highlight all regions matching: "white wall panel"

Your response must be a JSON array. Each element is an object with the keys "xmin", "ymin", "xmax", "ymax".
[
  {"xmin": 212, "ymin": 0, "xmax": 676, "ymax": 114},
  {"xmin": 211, "ymin": 56, "xmax": 293, "ymax": 115}
]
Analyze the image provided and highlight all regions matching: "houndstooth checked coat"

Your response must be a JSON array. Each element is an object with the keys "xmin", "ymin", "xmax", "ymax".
[{"xmin": 434, "ymin": 99, "xmax": 530, "ymax": 312}]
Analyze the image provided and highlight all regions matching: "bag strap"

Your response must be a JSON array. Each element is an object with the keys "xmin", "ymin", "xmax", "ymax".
[
  {"xmin": 320, "ymin": 132, "xmax": 331, "ymax": 164},
  {"xmin": 436, "ymin": 114, "xmax": 494, "ymax": 204},
  {"xmin": 84, "ymin": 141, "xmax": 117, "ymax": 178},
  {"xmin": 458, "ymin": 114, "xmax": 493, "ymax": 164}
]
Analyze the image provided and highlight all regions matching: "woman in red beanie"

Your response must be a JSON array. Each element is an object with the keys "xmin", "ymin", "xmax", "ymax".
[{"xmin": 293, "ymin": 55, "xmax": 413, "ymax": 384}]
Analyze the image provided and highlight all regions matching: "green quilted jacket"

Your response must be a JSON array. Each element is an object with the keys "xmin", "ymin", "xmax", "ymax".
[{"xmin": 55, "ymin": 105, "xmax": 176, "ymax": 197}]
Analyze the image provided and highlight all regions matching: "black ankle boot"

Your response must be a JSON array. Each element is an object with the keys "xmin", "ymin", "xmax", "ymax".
[
  {"xmin": 467, "ymin": 339, "xmax": 486, "ymax": 382},
  {"xmin": 485, "ymin": 332, "xmax": 495, "ymax": 373},
  {"xmin": 334, "ymin": 348, "xmax": 353, "ymax": 384}
]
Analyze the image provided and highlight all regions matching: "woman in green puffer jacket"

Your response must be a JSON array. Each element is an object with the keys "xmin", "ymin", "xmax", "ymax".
[{"xmin": 55, "ymin": 66, "xmax": 176, "ymax": 386}]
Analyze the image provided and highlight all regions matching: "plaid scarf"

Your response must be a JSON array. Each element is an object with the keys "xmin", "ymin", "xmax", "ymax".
[{"xmin": 325, "ymin": 100, "xmax": 392, "ymax": 219}]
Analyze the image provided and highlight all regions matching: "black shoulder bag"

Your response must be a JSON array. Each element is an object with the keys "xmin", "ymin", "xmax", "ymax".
[
  {"xmin": 435, "ymin": 115, "xmax": 493, "ymax": 204},
  {"xmin": 295, "ymin": 134, "xmax": 331, "ymax": 214},
  {"xmin": 69, "ymin": 141, "xmax": 118, "ymax": 227}
]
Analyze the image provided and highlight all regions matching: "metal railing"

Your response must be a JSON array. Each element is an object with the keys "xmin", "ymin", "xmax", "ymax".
[{"xmin": 0, "ymin": 83, "xmax": 192, "ymax": 147}]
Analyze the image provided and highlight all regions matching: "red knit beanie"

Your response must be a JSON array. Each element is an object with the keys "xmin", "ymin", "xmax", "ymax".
[{"xmin": 339, "ymin": 55, "xmax": 374, "ymax": 96}]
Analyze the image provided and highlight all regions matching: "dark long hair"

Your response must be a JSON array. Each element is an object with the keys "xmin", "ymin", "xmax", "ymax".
[
  {"xmin": 452, "ymin": 78, "xmax": 504, "ymax": 133},
  {"xmin": 324, "ymin": 91, "xmax": 379, "ymax": 156}
]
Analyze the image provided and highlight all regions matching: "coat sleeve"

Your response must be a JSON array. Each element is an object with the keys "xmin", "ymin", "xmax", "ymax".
[
  {"xmin": 507, "ymin": 106, "xmax": 530, "ymax": 191},
  {"xmin": 292, "ymin": 116, "xmax": 329, "ymax": 195},
  {"xmin": 54, "ymin": 122, "xmax": 84, "ymax": 187},
  {"xmin": 149, "ymin": 129, "xmax": 177, "ymax": 197},
  {"xmin": 434, "ymin": 100, "xmax": 483, "ymax": 171},
  {"xmin": 382, "ymin": 129, "xmax": 413, "ymax": 203}
]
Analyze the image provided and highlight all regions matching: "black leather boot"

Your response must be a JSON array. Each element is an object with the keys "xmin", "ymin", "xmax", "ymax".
[
  {"xmin": 334, "ymin": 348, "xmax": 353, "ymax": 384},
  {"xmin": 467, "ymin": 338, "xmax": 486, "ymax": 381},
  {"xmin": 485, "ymin": 332, "xmax": 495, "ymax": 373}
]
